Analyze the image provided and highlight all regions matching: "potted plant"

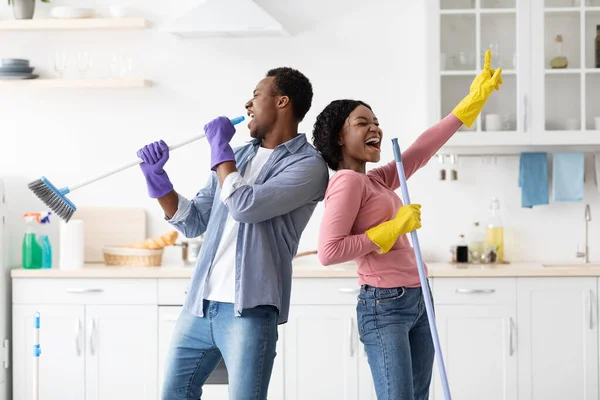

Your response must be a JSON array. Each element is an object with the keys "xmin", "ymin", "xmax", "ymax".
[{"xmin": 8, "ymin": 0, "xmax": 49, "ymax": 20}]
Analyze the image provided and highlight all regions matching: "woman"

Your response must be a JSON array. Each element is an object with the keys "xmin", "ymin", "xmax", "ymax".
[{"xmin": 312, "ymin": 50, "xmax": 502, "ymax": 400}]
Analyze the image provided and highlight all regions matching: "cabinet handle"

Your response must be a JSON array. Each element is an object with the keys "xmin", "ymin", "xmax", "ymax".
[
  {"xmin": 75, "ymin": 319, "xmax": 81, "ymax": 357},
  {"xmin": 348, "ymin": 318, "xmax": 354, "ymax": 357},
  {"xmin": 455, "ymin": 288, "xmax": 495, "ymax": 294},
  {"xmin": 65, "ymin": 288, "xmax": 104, "ymax": 294},
  {"xmin": 590, "ymin": 290, "xmax": 595, "ymax": 330},
  {"xmin": 523, "ymin": 94, "xmax": 528, "ymax": 132},
  {"xmin": 2, "ymin": 339, "xmax": 9, "ymax": 369},
  {"xmin": 509, "ymin": 318, "xmax": 515, "ymax": 356},
  {"xmin": 89, "ymin": 318, "xmax": 97, "ymax": 356},
  {"xmin": 339, "ymin": 288, "xmax": 360, "ymax": 294}
]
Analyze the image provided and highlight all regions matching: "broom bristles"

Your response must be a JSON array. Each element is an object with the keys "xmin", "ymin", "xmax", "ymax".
[{"xmin": 27, "ymin": 178, "xmax": 76, "ymax": 223}]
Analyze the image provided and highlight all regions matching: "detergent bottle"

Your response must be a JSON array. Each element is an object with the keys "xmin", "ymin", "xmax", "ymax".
[
  {"xmin": 39, "ymin": 211, "xmax": 53, "ymax": 269},
  {"xmin": 485, "ymin": 197, "xmax": 505, "ymax": 263},
  {"xmin": 22, "ymin": 212, "xmax": 42, "ymax": 269}
]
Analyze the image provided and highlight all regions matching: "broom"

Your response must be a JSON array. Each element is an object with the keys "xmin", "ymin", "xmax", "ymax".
[
  {"xmin": 391, "ymin": 138, "xmax": 452, "ymax": 400},
  {"xmin": 28, "ymin": 116, "xmax": 245, "ymax": 223}
]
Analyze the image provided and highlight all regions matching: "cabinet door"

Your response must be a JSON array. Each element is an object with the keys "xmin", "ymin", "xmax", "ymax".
[
  {"xmin": 426, "ymin": 0, "xmax": 532, "ymax": 147},
  {"xmin": 518, "ymin": 277, "xmax": 598, "ymax": 400},
  {"xmin": 530, "ymin": 0, "xmax": 600, "ymax": 144},
  {"xmin": 12, "ymin": 305, "xmax": 85, "ymax": 400},
  {"xmin": 285, "ymin": 305, "xmax": 358, "ymax": 400},
  {"xmin": 158, "ymin": 306, "xmax": 181, "ymax": 397},
  {"xmin": 85, "ymin": 305, "xmax": 158, "ymax": 400},
  {"xmin": 432, "ymin": 304, "xmax": 517, "ymax": 400}
]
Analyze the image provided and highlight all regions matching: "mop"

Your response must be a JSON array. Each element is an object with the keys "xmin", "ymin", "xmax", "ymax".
[
  {"xmin": 33, "ymin": 312, "xmax": 41, "ymax": 400},
  {"xmin": 391, "ymin": 138, "xmax": 452, "ymax": 400},
  {"xmin": 27, "ymin": 115, "xmax": 245, "ymax": 223}
]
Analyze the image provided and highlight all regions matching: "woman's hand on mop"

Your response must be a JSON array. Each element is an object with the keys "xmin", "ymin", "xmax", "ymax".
[
  {"xmin": 137, "ymin": 140, "xmax": 174, "ymax": 199},
  {"xmin": 204, "ymin": 116, "xmax": 237, "ymax": 171},
  {"xmin": 365, "ymin": 204, "xmax": 422, "ymax": 254},
  {"xmin": 451, "ymin": 49, "xmax": 503, "ymax": 128}
]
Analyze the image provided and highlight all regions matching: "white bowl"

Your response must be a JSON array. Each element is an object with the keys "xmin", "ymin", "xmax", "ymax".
[
  {"xmin": 50, "ymin": 7, "xmax": 95, "ymax": 19},
  {"xmin": 109, "ymin": 6, "xmax": 129, "ymax": 18}
]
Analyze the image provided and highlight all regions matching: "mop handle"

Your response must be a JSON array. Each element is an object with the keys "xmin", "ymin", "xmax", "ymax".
[
  {"xmin": 33, "ymin": 312, "xmax": 41, "ymax": 400},
  {"xmin": 391, "ymin": 139, "xmax": 452, "ymax": 400},
  {"xmin": 68, "ymin": 116, "xmax": 246, "ymax": 192}
]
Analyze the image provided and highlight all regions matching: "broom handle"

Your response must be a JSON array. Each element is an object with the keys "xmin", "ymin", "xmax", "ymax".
[
  {"xmin": 391, "ymin": 138, "xmax": 452, "ymax": 400},
  {"xmin": 68, "ymin": 116, "xmax": 244, "ymax": 192}
]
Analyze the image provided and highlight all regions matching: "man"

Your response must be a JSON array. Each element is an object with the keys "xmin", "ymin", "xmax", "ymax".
[{"xmin": 136, "ymin": 67, "xmax": 329, "ymax": 400}]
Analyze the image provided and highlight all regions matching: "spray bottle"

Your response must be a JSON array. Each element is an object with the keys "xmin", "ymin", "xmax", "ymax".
[
  {"xmin": 39, "ymin": 211, "xmax": 52, "ymax": 269},
  {"xmin": 22, "ymin": 213, "xmax": 42, "ymax": 269}
]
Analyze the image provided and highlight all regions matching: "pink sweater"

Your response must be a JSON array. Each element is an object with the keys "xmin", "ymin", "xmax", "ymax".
[{"xmin": 318, "ymin": 114, "xmax": 463, "ymax": 288}]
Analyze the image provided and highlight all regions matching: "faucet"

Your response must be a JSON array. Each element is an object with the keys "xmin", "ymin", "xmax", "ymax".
[{"xmin": 576, "ymin": 204, "xmax": 592, "ymax": 263}]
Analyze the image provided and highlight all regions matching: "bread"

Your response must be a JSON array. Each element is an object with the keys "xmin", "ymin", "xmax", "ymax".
[{"xmin": 126, "ymin": 230, "xmax": 179, "ymax": 250}]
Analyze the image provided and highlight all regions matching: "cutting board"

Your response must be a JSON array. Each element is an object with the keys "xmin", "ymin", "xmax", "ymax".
[{"xmin": 72, "ymin": 206, "xmax": 147, "ymax": 263}]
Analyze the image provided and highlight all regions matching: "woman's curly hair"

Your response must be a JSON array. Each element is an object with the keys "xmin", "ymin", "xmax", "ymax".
[{"xmin": 312, "ymin": 99, "xmax": 372, "ymax": 171}]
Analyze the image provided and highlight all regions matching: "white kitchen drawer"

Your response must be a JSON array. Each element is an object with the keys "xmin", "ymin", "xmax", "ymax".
[
  {"xmin": 12, "ymin": 278, "xmax": 157, "ymax": 305},
  {"xmin": 158, "ymin": 279, "xmax": 190, "ymax": 305},
  {"xmin": 290, "ymin": 278, "xmax": 361, "ymax": 305},
  {"xmin": 433, "ymin": 277, "xmax": 516, "ymax": 305}
]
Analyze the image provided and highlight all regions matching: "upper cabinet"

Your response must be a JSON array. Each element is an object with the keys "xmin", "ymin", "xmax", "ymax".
[{"xmin": 426, "ymin": 0, "xmax": 600, "ymax": 148}]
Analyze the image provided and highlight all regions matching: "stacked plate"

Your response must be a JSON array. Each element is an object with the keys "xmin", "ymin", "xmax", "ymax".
[{"xmin": 0, "ymin": 59, "xmax": 38, "ymax": 80}]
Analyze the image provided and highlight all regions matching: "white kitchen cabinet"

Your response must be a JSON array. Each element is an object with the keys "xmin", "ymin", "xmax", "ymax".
[
  {"xmin": 426, "ymin": 0, "xmax": 600, "ymax": 148},
  {"xmin": 433, "ymin": 304, "xmax": 517, "ymax": 399},
  {"xmin": 12, "ymin": 305, "xmax": 85, "ymax": 400},
  {"xmin": 157, "ymin": 306, "xmax": 180, "ymax": 397},
  {"xmin": 517, "ymin": 277, "xmax": 598, "ymax": 400},
  {"xmin": 431, "ymin": 278, "xmax": 517, "ymax": 400},
  {"xmin": 12, "ymin": 278, "xmax": 158, "ymax": 400},
  {"xmin": 284, "ymin": 304, "xmax": 359, "ymax": 400},
  {"xmin": 84, "ymin": 305, "xmax": 157, "ymax": 400}
]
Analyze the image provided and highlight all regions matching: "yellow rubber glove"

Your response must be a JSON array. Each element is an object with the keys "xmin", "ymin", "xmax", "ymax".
[
  {"xmin": 366, "ymin": 204, "xmax": 422, "ymax": 254},
  {"xmin": 452, "ymin": 50, "xmax": 503, "ymax": 128}
]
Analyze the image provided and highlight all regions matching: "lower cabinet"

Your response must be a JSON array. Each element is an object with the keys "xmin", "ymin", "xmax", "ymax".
[
  {"xmin": 431, "ymin": 278, "xmax": 518, "ymax": 400},
  {"xmin": 284, "ymin": 304, "xmax": 359, "ymax": 400},
  {"xmin": 11, "ymin": 275, "xmax": 600, "ymax": 399},
  {"xmin": 517, "ymin": 277, "xmax": 598, "ymax": 400},
  {"xmin": 12, "ymin": 303, "xmax": 157, "ymax": 400}
]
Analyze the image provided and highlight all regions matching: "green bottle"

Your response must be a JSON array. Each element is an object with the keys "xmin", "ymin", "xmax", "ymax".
[{"xmin": 22, "ymin": 212, "xmax": 42, "ymax": 269}]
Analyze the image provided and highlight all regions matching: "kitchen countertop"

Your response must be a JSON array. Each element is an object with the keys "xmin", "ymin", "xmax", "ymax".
[{"xmin": 10, "ymin": 255, "xmax": 600, "ymax": 279}]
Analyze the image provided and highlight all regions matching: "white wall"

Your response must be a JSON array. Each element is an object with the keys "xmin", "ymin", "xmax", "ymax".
[{"xmin": 0, "ymin": 0, "xmax": 597, "ymax": 270}]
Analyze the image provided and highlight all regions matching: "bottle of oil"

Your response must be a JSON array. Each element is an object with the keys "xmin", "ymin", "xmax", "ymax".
[{"xmin": 485, "ymin": 198, "xmax": 504, "ymax": 262}]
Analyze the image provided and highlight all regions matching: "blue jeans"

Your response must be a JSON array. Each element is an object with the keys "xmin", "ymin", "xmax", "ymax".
[
  {"xmin": 357, "ymin": 283, "xmax": 435, "ymax": 400},
  {"xmin": 162, "ymin": 300, "xmax": 279, "ymax": 400}
]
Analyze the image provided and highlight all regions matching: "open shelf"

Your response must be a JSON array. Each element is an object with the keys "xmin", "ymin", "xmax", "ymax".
[
  {"xmin": 0, "ymin": 78, "xmax": 152, "ymax": 89},
  {"xmin": 0, "ymin": 17, "xmax": 150, "ymax": 31}
]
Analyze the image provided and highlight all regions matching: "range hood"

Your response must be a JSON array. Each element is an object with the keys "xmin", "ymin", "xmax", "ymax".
[{"xmin": 162, "ymin": 0, "xmax": 289, "ymax": 37}]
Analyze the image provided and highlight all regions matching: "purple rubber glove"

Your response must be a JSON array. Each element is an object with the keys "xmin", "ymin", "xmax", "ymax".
[
  {"xmin": 204, "ymin": 116, "xmax": 236, "ymax": 171},
  {"xmin": 136, "ymin": 140, "xmax": 174, "ymax": 198}
]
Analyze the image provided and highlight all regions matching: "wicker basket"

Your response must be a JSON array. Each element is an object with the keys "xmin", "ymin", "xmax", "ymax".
[{"xmin": 102, "ymin": 246, "xmax": 164, "ymax": 267}]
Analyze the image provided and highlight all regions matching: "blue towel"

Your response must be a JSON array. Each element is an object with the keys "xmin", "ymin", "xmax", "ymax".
[
  {"xmin": 552, "ymin": 152, "xmax": 585, "ymax": 202},
  {"xmin": 519, "ymin": 152, "xmax": 549, "ymax": 208}
]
